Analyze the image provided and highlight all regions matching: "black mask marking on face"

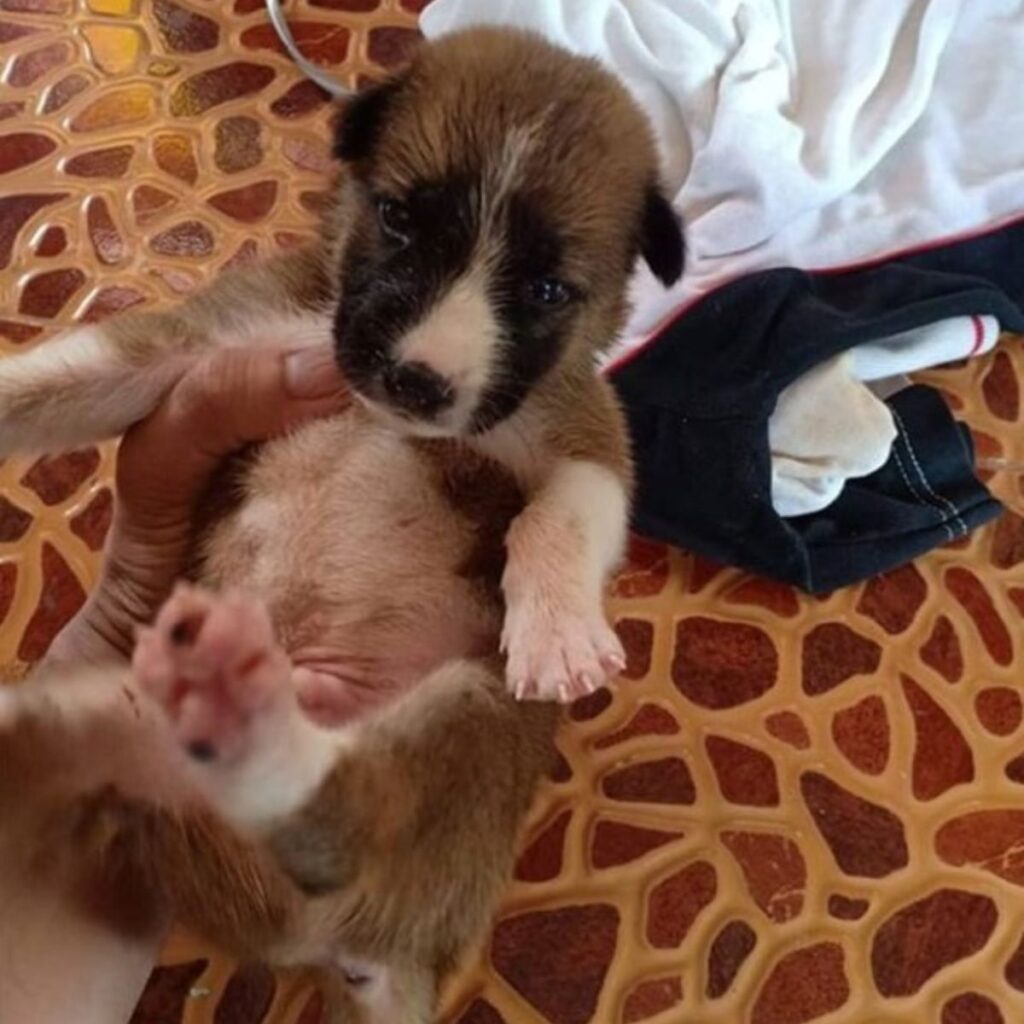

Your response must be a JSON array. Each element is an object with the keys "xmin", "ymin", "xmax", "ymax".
[
  {"xmin": 333, "ymin": 178, "xmax": 479, "ymax": 406},
  {"xmin": 469, "ymin": 193, "xmax": 579, "ymax": 432},
  {"xmin": 334, "ymin": 180, "xmax": 584, "ymax": 435}
]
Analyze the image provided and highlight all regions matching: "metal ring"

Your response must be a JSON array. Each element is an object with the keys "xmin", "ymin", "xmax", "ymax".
[{"xmin": 265, "ymin": 0, "xmax": 351, "ymax": 98}]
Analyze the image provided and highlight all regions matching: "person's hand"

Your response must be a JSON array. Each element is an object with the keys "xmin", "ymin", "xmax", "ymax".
[{"xmin": 44, "ymin": 344, "xmax": 348, "ymax": 668}]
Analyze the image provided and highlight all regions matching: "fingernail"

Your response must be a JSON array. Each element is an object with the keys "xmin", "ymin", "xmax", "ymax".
[{"xmin": 284, "ymin": 345, "xmax": 345, "ymax": 399}]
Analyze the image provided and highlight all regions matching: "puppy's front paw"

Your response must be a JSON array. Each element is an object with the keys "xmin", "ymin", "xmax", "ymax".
[
  {"xmin": 133, "ymin": 583, "xmax": 293, "ymax": 763},
  {"xmin": 501, "ymin": 596, "xmax": 625, "ymax": 704}
]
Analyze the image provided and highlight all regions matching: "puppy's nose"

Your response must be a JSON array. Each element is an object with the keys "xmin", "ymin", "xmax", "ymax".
[{"xmin": 382, "ymin": 361, "xmax": 455, "ymax": 418}]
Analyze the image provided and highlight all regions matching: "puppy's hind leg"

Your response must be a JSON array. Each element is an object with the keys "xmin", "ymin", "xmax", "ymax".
[
  {"xmin": 275, "ymin": 660, "xmax": 559, "ymax": 1019},
  {"xmin": 0, "ymin": 314, "xmax": 194, "ymax": 459},
  {"xmin": 0, "ymin": 669, "xmax": 318, "ymax": 964},
  {"xmin": 0, "ymin": 245, "xmax": 333, "ymax": 458},
  {"xmin": 132, "ymin": 585, "xmax": 439, "ymax": 1020},
  {"xmin": 133, "ymin": 582, "xmax": 350, "ymax": 832}
]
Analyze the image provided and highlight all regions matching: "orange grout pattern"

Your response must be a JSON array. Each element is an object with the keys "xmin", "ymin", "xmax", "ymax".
[{"xmin": 1, "ymin": 2, "xmax": 1023, "ymax": 1022}]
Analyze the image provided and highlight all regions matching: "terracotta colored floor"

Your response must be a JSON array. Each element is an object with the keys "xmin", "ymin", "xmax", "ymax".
[{"xmin": 2, "ymin": 2, "xmax": 1024, "ymax": 1022}]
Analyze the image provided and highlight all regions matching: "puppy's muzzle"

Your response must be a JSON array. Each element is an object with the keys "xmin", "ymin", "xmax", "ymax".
[{"xmin": 381, "ymin": 361, "xmax": 455, "ymax": 419}]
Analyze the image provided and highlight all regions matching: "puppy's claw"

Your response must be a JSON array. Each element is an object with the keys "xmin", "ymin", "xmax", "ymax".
[
  {"xmin": 600, "ymin": 651, "xmax": 626, "ymax": 675},
  {"xmin": 187, "ymin": 739, "xmax": 217, "ymax": 762},
  {"xmin": 169, "ymin": 614, "xmax": 203, "ymax": 648}
]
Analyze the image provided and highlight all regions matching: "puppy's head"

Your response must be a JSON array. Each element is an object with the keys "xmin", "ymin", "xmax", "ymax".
[{"xmin": 329, "ymin": 27, "xmax": 684, "ymax": 437}]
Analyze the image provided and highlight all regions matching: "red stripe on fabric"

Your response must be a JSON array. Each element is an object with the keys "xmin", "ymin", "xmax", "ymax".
[{"xmin": 969, "ymin": 314, "xmax": 986, "ymax": 355}]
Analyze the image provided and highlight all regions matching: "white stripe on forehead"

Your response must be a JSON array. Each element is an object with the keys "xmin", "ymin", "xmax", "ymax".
[
  {"xmin": 484, "ymin": 108, "xmax": 553, "ymax": 218},
  {"xmin": 469, "ymin": 112, "xmax": 555, "ymax": 282}
]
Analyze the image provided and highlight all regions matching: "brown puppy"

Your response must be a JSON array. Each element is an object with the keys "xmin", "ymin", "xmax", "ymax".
[
  {"xmin": 0, "ymin": 25, "xmax": 683, "ymax": 704},
  {"xmin": 0, "ymin": 25, "xmax": 684, "ymax": 1024}
]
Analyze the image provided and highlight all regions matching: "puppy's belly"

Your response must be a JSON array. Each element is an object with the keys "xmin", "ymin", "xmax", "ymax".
[{"xmin": 198, "ymin": 412, "xmax": 505, "ymax": 713}]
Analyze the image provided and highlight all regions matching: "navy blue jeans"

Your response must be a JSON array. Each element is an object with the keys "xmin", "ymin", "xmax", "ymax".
[{"xmin": 612, "ymin": 219, "xmax": 1024, "ymax": 591}]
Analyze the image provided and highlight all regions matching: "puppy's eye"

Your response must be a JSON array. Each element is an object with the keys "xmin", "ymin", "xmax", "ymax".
[
  {"xmin": 376, "ymin": 196, "xmax": 412, "ymax": 242},
  {"xmin": 528, "ymin": 277, "xmax": 571, "ymax": 307}
]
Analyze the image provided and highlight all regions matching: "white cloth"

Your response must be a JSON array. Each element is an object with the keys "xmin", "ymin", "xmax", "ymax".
[
  {"xmin": 852, "ymin": 314, "xmax": 1001, "ymax": 381},
  {"xmin": 421, "ymin": 0, "xmax": 1024, "ymax": 363}
]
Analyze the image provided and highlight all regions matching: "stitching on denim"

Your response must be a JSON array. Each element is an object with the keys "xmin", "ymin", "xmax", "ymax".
[
  {"xmin": 892, "ymin": 408, "xmax": 968, "ymax": 536},
  {"xmin": 890, "ymin": 439, "xmax": 955, "ymax": 542}
]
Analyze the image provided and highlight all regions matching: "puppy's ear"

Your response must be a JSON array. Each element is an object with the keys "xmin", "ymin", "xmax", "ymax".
[
  {"xmin": 332, "ymin": 78, "xmax": 402, "ymax": 163},
  {"xmin": 639, "ymin": 184, "xmax": 685, "ymax": 286}
]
